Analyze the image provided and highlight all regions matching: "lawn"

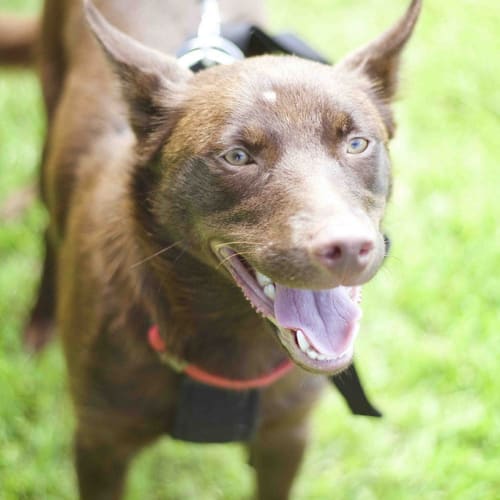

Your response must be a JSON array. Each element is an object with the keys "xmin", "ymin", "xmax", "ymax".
[{"xmin": 0, "ymin": 0, "xmax": 499, "ymax": 498}]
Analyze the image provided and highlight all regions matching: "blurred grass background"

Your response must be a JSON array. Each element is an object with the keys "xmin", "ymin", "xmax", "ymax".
[{"xmin": 0, "ymin": 0, "xmax": 499, "ymax": 498}]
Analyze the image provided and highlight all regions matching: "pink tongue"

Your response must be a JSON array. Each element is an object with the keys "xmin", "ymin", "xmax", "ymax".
[{"xmin": 274, "ymin": 285, "xmax": 361, "ymax": 356}]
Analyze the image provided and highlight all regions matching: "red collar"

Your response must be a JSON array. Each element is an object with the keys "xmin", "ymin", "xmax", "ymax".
[{"xmin": 148, "ymin": 325, "xmax": 294, "ymax": 391}]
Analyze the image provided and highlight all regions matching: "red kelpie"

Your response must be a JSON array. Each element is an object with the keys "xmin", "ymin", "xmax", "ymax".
[{"xmin": 4, "ymin": 0, "xmax": 422, "ymax": 498}]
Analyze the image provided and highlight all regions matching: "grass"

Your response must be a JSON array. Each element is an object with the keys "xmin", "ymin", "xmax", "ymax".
[{"xmin": 0, "ymin": 0, "xmax": 499, "ymax": 498}]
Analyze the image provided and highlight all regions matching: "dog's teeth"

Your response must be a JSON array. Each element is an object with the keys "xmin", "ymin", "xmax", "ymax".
[
  {"xmin": 296, "ymin": 330, "xmax": 310, "ymax": 352},
  {"xmin": 297, "ymin": 331, "xmax": 328, "ymax": 361},
  {"xmin": 263, "ymin": 283, "xmax": 275, "ymax": 300},
  {"xmin": 256, "ymin": 272, "xmax": 273, "ymax": 287},
  {"xmin": 295, "ymin": 329, "xmax": 347, "ymax": 362},
  {"xmin": 306, "ymin": 348, "xmax": 319, "ymax": 360}
]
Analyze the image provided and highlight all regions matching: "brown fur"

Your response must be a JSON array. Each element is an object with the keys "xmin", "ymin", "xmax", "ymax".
[
  {"xmin": 0, "ymin": 13, "xmax": 38, "ymax": 65},
  {"xmin": 14, "ymin": 0, "xmax": 421, "ymax": 498}
]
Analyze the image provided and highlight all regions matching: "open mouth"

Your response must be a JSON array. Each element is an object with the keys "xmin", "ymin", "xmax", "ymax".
[{"xmin": 215, "ymin": 245, "xmax": 362, "ymax": 374}]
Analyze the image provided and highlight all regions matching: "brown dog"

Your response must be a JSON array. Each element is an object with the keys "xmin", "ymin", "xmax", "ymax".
[{"xmin": 13, "ymin": 0, "xmax": 421, "ymax": 498}]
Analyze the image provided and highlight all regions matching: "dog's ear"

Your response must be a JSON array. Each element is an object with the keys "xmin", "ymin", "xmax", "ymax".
[
  {"xmin": 334, "ymin": 0, "xmax": 421, "ymax": 135},
  {"xmin": 84, "ymin": 0, "xmax": 192, "ymax": 156}
]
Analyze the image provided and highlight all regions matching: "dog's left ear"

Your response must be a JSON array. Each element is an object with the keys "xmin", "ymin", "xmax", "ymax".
[
  {"xmin": 84, "ymin": 0, "xmax": 192, "ymax": 157},
  {"xmin": 334, "ymin": 0, "xmax": 422, "ymax": 135}
]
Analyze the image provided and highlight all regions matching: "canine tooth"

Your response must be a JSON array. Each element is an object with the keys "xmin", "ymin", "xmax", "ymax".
[
  {"xmin": 263, "ymin": 283, "xmax": 275, "ymax": 300},
  {"xmin": 296, "ymin": 330, "xmax": 310, "ymax": 352},
  {"xmin": 316, "ymin": 353, "xmax": 327, "ymax": 361},
  {"xmin": 256, "ymin": 272, "xmax": 273, "ymax": 287}
]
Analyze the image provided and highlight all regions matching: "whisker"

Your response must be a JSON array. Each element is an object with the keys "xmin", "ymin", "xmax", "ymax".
[
  {"xmin": 216, "ymin": 255, "xmax": 234, "ymax": 270},
  {"xmin": 212, "ymin": 240, "xmax": 261, "ymax": 249},
  {"xmin": 129, "ymin": 241, "xmax": 183, "ymax": 269},
  {"xmin": 215, "ymin": 250, "xmax": 258, "ymax": 271},
  {"xmin": 378, "ymin": 265, "xmax": 393, "ymax": 281},
  {"xmin": 173, "ymin": 246, "xmax": 187, "ymax": 265},
  {"xmin": 387, "ymin": 254, "xmax": 403, "ymax": 265}
]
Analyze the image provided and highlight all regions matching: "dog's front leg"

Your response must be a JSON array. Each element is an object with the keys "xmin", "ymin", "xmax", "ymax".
[
  {"xmin": 75, "ymin": 426, "xmax": 155, "ymax": 500},
  {"xmin": 75, "ymin": 430, "xmax": 141, "ymax": 500},
  {"xmin": 249, "ymin": 413, "xmax": 310, "ymax": 500},
  {"xmin": 23, "ymin": 227, "xmax": 57, "ymax": 351}
]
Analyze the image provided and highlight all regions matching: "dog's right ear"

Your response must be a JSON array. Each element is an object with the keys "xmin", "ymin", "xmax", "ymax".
[{"xmin": 84, "ymin": 0, "xmax": 192, "ymax": 156}]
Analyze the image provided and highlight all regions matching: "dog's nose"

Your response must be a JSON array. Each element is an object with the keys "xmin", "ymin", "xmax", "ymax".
[{"xmin": 309, "ymin": 226, "xmax": 375, "ymax": 276}]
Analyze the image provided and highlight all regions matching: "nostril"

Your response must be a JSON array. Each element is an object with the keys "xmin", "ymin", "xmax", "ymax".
[
  {"xmin": 308, "ymin": 219, "xmax": 377, "ymax": 275},
  {"xmin": 359, "ymin": 241, "xmax": 374, "ymax": 257},
  {"xmin": 324, "ymin": 245, "xmax": 343, "ymax": 261},
  {"xmin": 312, "ymin": 238, "xmax": 375, "ymax": 269}
]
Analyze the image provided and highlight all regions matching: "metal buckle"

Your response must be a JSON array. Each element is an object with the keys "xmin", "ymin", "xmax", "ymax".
[
  {"xmin": 177, "ymin": 0, "xmax": 244, "ymax": 70},
  {"xmin": 158, "ymin": 351, "xmax": 189, "ymax": 372}
]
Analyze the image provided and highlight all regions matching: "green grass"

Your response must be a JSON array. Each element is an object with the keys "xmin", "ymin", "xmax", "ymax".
[{"xmin": 1, "ymin": 0, "xmax": 499, "ymax": 498}]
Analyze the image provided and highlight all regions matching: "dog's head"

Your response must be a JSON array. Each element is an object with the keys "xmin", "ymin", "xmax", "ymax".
[{"xmin": 85, "ymin": 0, "xmax": 421, "ymax": 374}]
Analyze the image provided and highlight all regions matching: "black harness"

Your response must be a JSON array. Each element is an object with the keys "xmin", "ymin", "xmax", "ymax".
[{"xmin": 170, "ymin": 22, "xmax": 381, "ymax": 444}]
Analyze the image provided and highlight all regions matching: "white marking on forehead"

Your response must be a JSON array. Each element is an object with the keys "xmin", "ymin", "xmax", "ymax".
[{"xmin": 262, "ymin": 90, "xmax": 277, "ymax": 103}]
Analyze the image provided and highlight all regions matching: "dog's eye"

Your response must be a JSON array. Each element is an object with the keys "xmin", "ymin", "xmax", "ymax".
[
  {"xmin": 222, "ymin": 148, "xmax": 253, "ymax": 166},
  {"xmin": 347, "ymin": 137, "xmax": 369, "ymax": 154}
]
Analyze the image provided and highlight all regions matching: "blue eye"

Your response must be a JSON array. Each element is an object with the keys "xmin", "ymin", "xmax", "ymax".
[
  {"xmin": 347, "ymin": 137, "xmax": 369, "ymax": 154},
  {"xmin": 222, "ymin": 148, "xmax": 253, "ymax": 166}
]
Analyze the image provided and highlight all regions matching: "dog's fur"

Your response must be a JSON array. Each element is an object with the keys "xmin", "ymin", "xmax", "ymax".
[
  {"xmin": 0, "ymin": 13, "xmax": 38, "ymax": 65},
  {"xmin": 3, "ymin": 0, "xmax": 421, "ymax": 498}
]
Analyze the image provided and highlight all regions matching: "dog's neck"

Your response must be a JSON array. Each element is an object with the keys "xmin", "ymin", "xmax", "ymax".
[
  {"xmin": 154, "ymin": 251, "xmax": 286, "ymax": 379},
  {"xmin": 119, "ymin": 207, "xmax": 287, "ymax": 379}
]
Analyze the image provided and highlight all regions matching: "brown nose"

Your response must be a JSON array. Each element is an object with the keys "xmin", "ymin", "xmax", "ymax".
[{"xmin": 309, "ymin": 225, "xmax": 375, "ymax": 275}]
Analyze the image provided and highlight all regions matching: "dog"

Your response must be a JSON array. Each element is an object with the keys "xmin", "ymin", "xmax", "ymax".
[{"xmin": 3, "ymin": 0, "xmax": 421, "ymax": 497}]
